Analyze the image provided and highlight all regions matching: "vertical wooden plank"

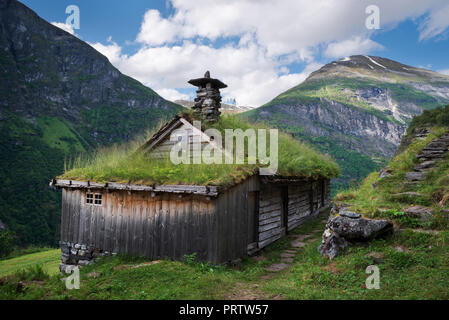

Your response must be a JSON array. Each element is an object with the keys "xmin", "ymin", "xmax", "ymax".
[
  {"xmin": 208, "ymin": 199, "xmax": 218, "ymax": 263},
  {"xmin": 82, "ymin": 192, "xmax": 91, "ymax": 247},
  {"xmin": 117, "ymin": 192, "xmax": 125, "ymax": 254},
  {"xmin": 108, "ymin": 193, "xmax": 116, "ymax": 253},
  {"xmin": 76, "ymin": 191, "xmax": 84, "ymax": 244},
  {"xmin": 153, "ymin": 196, "xmax": 162, "ymax": 259},
  {"xmin": 123, "ymin": 192, "xmax": 130, "ymax": 254},
  {"xmin": 138, "ymin": 194, "xmax": 146, "ymax": 257},
  {"xmin": 185, "ymin": 196, "xmax": 195, "ymax": 254},
  {"xmin": 171, "ymin": 196, "xmax": 180, "ymax": 259},
  {"xmin": 199, "ymin": 199, "xmax": 207, "ymax": 261},
  {"xmin": 60, "ymin": 189, "xmax": 68, "ymax": 242},
  {"xmin": 88, "ymin": 192, "xmax": 96, "ymax": 248},
  {"xmin": 144, "ymin": 196, "xmax": 154, "ymax": 259},
  {"xmin": 66, "ymin": 190, "xmax": 73, "ymax": 243},
  {"xmin": 103, "ymin": 193, "xmax": 112, "ymax": 252},
  {"xmin": 129, "ymin": 194, "xmax": 137, "ymax": 255},
  {"xmin": 73, "ymin": 191, "xmax": 81, "ymax": 244}
]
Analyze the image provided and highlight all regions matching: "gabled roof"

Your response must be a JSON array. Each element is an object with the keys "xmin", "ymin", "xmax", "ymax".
[{"xmin": 137, "ymin": 114, "xmax": 225, "ymax": 156}]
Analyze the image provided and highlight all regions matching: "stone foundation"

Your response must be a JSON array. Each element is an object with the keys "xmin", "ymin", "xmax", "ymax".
[{"xmin": 59, "ymin": 241, "xmax": 114, "ymax": 273}]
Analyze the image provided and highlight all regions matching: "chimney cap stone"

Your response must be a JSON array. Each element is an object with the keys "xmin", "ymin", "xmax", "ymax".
[{"xmin": 188, "ymin": 71, "xmax": 227, "ymax": 89}]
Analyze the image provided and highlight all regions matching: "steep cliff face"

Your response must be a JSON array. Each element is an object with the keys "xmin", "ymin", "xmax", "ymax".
[
  {"xmin": 0, "ymin": 0, "xmax": 181, "ymax": 145},
  {"xmin": 243, "ymin": 55, "xmax": 449, "ymax": 190},
  {"xmin": 0, "ymin": 0, "xmax": 182, "ymax": 246}
]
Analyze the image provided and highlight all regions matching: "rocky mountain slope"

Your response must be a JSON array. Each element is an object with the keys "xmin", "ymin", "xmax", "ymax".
[
  {"xmin": 243, "ymin": 55, "xmax": 449, "ymax": 191},
  {"xmin": 0, "ymin": 0, "xmax": 182, "ymax": 246},
  {"xmin": 336, "ymin": 105, "xmax": 449, "ymax": 229}
]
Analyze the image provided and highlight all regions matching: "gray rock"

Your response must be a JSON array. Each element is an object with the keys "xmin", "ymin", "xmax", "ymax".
[
  {"xmin": 328, "ymin": 215, "xmax": 393, "ymax": 241},
  {"xmin": 365, "ymin": 252, "xmax": 385, "ymax": 264},
  {"xmin": 339, "ymin": 209, "xmax": 361, "ymax": 219},
  {"xmin": 405, "ymin": 171, "xmax": 425, "ymax": 181},
  {"xmin": 379, "ymin": 168, "xmax": 391, "ymax": 179},
  {"xmin": 318, "ymin": 229, "xmax": 349, "ymax": 260},
  {"xmin": 391, "ymin": 192, "xmax": 422, "ymax": 197},
  {"xmin": 404, "ymin": 205, "xmax": 434, "ymax": 222}
]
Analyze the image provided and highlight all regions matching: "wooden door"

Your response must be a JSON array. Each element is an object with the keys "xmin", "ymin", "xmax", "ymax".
[
  {"xmin": 281, "ymin": 186, "xmax": 289, "ymax": 235},
  {"xmin": 247, "ymin": 191, "xmax": 259, "ymax": 244}
]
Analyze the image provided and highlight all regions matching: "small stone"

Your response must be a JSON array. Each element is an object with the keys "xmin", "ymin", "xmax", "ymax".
[
  {"xmin": 365, "ymin": 252, "xmax": 385, "ymax": 264},
  {"xmin": 405, "ymin": 171, "xmax": 425, "ymax": 181},
  {"xmin": 281, "ymin": 258, "xmax": 293, "ymax": 264},
  {"xmin": 339, "ymin": 210, "xmax": 361, "ymax": 219},
  {"xmin": 280, "ymin": 252, "xmax": 295, "ymax": 258},
  {"xmin": 394, "ymin": 246, "xmax": 409, "ymax": 253},
  {"xmin": 74, "ymin": 244, "xmax": 81, "ymax": 249},
  {"xmin": 291, "ymin": 240, "xmax": 306, "ymax": 248},
  {"xmin": 404, "ymin": 205, "xmax": 434, "ymax": 222},
  {"xmin": 264, "ymin": 263, "xmax": 289, "ymax": 272}
]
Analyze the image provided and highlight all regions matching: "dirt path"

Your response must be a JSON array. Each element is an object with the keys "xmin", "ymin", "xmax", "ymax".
[{"xmin": 224, "ymin": 225, "xmax": 325, "ymax": 299}]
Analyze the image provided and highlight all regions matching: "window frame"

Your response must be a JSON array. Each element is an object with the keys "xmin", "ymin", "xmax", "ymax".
[{"xmin": 86, "ymin": 192, "xmax": 102, "ymax": 206}]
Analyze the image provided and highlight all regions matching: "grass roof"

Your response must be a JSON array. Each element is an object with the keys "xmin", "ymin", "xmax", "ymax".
[{"xmin": 60, "ymin": 113, "xmax": 339, "ymax": 187}]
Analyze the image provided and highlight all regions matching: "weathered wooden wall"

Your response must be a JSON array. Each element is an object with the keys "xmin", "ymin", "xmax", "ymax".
[
  {"xmin": 60, "ymin": 176, "xmax": 330, "ymax": 265},
  {"xmin": 257, "ymin": 178, "xmax": 330, "ymax": 249},
  {"xmin": 214, "ymin": 175, "xmax": 259, "ymax": 262},
  {"xmin": 61, "ymin": 188, "xmax": 220, "ymax": 263}
]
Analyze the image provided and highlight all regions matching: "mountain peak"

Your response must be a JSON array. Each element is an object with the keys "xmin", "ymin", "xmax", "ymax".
[{"xmin": 308, "ymin": 55, "xmax": 449, "ymax": 83}]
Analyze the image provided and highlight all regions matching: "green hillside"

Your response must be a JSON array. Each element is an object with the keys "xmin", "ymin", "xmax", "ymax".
[
  {"xmin": 336, "ymin": 105, "xmax": 449, "ymax": 229},
  {"xmin": 242, "ymin": 55, "xmax": 449, "ymax": 194},
  {"xmin": 0, "ymin": 0, "xmax": 182, "ymax": 247}
]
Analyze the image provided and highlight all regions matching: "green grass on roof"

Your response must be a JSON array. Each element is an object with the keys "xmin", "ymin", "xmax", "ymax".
[{"xmin": 60, "ymin": 114, "xmax": 339, "ymax": 186}]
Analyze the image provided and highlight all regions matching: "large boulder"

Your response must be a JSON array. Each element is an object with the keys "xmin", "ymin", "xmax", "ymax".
[
  {"xmin": 328, "ymin": 214, "xmax": 393, "ymax": 241},
  {"xmin": 319, "ymin": 205, "xmax": 393, "ymax": 259}
]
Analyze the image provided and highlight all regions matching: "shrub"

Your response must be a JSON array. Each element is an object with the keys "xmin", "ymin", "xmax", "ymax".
[
  {"xmin": 15, "ymin": 263, "xmax": 49, "ymax": 281},
  {"xmin": 0, "ymin": 230, "xmax": 14, "ymax": 258}
]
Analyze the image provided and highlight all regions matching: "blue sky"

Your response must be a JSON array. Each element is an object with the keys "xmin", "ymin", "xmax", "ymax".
[{"xmin": 21, "ymin": 0, "xmax": 449, "ymax": 106}]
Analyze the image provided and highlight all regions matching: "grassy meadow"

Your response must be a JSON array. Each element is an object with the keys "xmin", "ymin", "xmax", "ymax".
[{"xmin": 1, "ymin": 210, "xmax": 449, "ymax": 300}]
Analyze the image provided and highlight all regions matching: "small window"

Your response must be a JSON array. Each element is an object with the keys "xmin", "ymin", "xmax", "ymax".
[
  {"xmin": 210, "ymin": 136, "xmax": 215, "ymax": 141},
  {"xmin": 86, "ymin": 192, "xmax": 102, "ymax": 206},
  {"xmin": 94, "ymin": 193, "xmax": 102, "ymax": 206}
]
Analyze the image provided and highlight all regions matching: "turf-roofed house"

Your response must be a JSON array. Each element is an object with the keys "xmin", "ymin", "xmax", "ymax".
[{"xmin": 51, "ymin": 72, "xmax": 339, "ymax": 271}]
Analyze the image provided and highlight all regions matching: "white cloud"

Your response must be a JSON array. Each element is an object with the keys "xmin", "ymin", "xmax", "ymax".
[
  {"xmin": 324, "ymin": 37, "xmax": 384, "ymax": 58},
  {"xmin": 156, "ymin": 88, "xmax": 191, "ymax": 101},
  {"xmin": 90, "ymin": 0, "xmax": 449, "ymax": 107},
  {"xmin": 418, "ymin": 4, "xmax": 449, "ymax": 40},
  {"xmin": 89, "ymin": 37, "xmax": 124, "ymax": 65},
  {"xmin": 51, "ymin": 22, "xmax": 78, "ymax": 37}
]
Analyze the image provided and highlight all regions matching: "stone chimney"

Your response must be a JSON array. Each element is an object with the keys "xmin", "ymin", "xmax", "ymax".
[{"xmin": 188, "ymin": 71, "xmax": 227, "ymax": 123}]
